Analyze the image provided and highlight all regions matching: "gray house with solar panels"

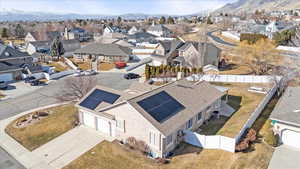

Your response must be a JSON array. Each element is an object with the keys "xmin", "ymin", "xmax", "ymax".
[{"xmin": 76, "ymin": 79, "xmax": 225, "ymax": 157}]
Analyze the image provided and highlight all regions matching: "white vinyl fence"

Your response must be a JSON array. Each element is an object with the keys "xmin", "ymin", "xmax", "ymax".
[
  {"xmin": 152, "ymin": 75, "xmax": 281, "ymax": 84},
  {"xmin": 50, "ymin": 70, "xmax": 76, "ymax": 80},
  {"xmin": 64, "ymin": 57, "xmax": 78, "ymax": 70},
  {"xmin": 235, "ymin": 83, "xmax": 279, "ymax": 142},
  {"xmin": 184, "ymin": 130, "xmax": 236, "ymax": 152}
]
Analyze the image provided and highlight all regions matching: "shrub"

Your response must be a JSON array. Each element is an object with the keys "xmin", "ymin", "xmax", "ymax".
[
  {"xmin": 235, "ymin": 128, "xmax": 257, "ymax": 152},
  {"xmin": 155, "ymin": 158, "xmax": 170, "ymax": 164},
  {"xmin": 240, "ymin": 33, "xmax": 268, "ymax": 44},
  {"xmin": 136, "ymin": 140, "xmax": 150, "ymax": 154},
  {"xmin": 126, "ymin": 137, "xmax": 137, "ymax": 149}
]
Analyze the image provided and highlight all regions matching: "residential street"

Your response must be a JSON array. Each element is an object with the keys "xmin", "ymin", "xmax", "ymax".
[{"xmin": 0, "ymin": 72, "xmax": 137, "ymax": 120}]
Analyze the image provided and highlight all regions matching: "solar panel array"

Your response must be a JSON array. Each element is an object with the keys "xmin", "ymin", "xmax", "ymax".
[
  {"xmin": 137, "ymin": 91, "xmax": 185, "ymax": 123},
  {"xmin": 79, "ymin": 89, "xmax": 121, "ymax": 110}
]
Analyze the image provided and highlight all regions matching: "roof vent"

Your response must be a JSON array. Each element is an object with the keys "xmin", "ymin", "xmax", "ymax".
[{"xmin": 4, "ymin": 52, "xmax": 10, "ymax": 56}]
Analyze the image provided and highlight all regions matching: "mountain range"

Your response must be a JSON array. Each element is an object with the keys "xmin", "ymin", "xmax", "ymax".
[{"xmin": 216, "ymin": 0, "xmax": 300, "ymax": 14}]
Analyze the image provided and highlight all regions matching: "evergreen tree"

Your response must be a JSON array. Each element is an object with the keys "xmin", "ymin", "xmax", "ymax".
[
  {"xmin": 1, "ymin": 28, "xmax": 9, "ymax": 38},
  {"xmin": 159, "ymin": 16, "xmax": 166, "ymax": 24},
  {"xmin": 117, "ymin": 17, "xmax": 122, "ymax": 25},
  {"xmin": 167, "ymin": 16, "xmax": 175, "ymax": 24},
  {"xmin": 50, "ymin": 37, "xmax": 65, "ymax": 60},
  {"xmin": 15, "ymin": 24, "xmax": 25, "ymax": 38}
]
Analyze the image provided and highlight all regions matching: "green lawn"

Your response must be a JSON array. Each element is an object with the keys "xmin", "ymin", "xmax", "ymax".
[{"xmin": 5, "ymin": 104, "xmax": 78, "ymax": 151}]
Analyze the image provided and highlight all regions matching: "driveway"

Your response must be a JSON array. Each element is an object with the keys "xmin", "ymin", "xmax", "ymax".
[
  {"xmin": 268, "ymin": 145, "xmax": 300, "ymax": 169},
  {"xmin": 0, "ymin": 148, "xmax": 25, "ymax": 169},
  {"xmin": 32, "ymin": 126, "xmax": 112, "ymax": 169}
]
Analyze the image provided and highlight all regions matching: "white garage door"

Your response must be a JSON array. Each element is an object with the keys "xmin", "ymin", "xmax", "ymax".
[
  {"xmin": 282, "ymin": 130, "xmax": 300, "ymax": 149},
  {"xmin": 0, "ymin": 73, "xmax": 13, "ymax": 82},
  {"xmin": 97, "ymin": 118, "xmax": 110, "ymax": 135},
  {"xmin": 83, "ymin": 112, "xmax": 95, "ymax": 129}
]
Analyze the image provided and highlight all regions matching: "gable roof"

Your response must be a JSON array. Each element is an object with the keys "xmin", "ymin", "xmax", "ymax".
[
  {"xmin": 127, "ymin": 80, "xmax": 224, "ymax": 135},
  {"xmin": 270, "ymin": 87, "xmax": 300, "ymax": 127},
  {"xmin": 148, "ymin": 24, "xmax": 171, "ymax": 33},
  {"xmin": 73, "ymin": 43, "xmax": 132, "ymax": 57},
  {"xmin": 0, "ymin": 44, "xmax": 30, "ymax": 60},
  {"xmin": 29, "ymin": 39, "xmax": 80, "ymax": 53}
]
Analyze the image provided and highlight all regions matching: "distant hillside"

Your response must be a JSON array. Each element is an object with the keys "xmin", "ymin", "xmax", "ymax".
[{"xmin": 216, "ymin": 0, "xmax": 300, "ymax": 14}]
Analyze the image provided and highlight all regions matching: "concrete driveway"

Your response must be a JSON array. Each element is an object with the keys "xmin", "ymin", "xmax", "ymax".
[
  {"xmin": 0, "ymin": 148, "xmax": 25, "ymax": 169},
  {"xmin": 32, "ymin": 126, "xmax": 112, "ymax": 169},
  {"xmin": 268, "ymin": 145, "xmax": 300, "ymax": 169}
]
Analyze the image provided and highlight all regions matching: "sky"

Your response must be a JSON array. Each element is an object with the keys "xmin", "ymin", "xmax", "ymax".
[{"xmin": 0, "ymin": 0, "xmax": 234, "ymax": 15}]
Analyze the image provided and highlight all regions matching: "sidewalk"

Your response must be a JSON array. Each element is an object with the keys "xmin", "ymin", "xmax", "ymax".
[{"xmin": 0, "ymin": 103, "xmax": 112, "ymax": 169}]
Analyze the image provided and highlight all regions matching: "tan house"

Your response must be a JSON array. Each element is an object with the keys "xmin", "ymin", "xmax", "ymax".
[
  {"xmin": 73, "ymin": 43, "xmax": 132, "ymax": 63},
  {"xmin": 76, "ymin": 79, "xmax": 224, "ymax": 157},
  {"xmin": 151, "ymin": 40, "xmax": 221, "ymax": 68}
]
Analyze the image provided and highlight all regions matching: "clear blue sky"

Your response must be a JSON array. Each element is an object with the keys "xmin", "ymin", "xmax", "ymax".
[{"xmin": 0, "ymin": 0, "xmax": 234, "ymax": 15}]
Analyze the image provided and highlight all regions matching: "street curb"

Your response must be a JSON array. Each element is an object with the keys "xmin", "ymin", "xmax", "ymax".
[{"xmin": 0, "ymin": 102, "xmax": 71, "ymax": 169}]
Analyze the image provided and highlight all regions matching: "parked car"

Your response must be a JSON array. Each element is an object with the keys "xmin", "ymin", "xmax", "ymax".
[
  {"xmin": 30, "ymin": 80, "xmax": 44, "ymax": 86},
  {"xmin": 115, "ymin": 62, "xmax": 127, "ymax": 69},
  {"xmin": 24, "ymin": 76, "xmax": 36, "ymax": 83},
  {"xmin": 0, "ymin": 81, "xmax": 8, "ymax": 89},
  {"xmin": 124, "ymin": 73, "xmax": 140, "ymax": 80}
]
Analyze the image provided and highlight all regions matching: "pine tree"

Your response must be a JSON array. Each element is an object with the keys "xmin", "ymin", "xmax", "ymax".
[
  {"xmin": 1, "ymin": 28, "xmax": 9, "ymax": 38},
  {"xmin": 50, "ymin": 37, "xmax": 65, "ymax": 61},
  {"xmin": 159, "ymin": 16, "xmax": 166, "ymax": 24}
]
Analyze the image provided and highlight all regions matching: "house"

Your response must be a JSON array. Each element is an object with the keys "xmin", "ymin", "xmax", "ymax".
[
  {"xmin": 73, "ymin": 43, "xmax": 132, "ymax": 63},
  {"xmin": 147, "ymin": 24, "xmax": 172, "ymax": 37},
  {"xmin": 76, "ymin": 79, "xmax": 225, "ymax": 157},
  {"xmin": 0, "ymin": 44, "xmax": 36, "ymax": 81},
  {"xmin": 151, "ymin": 40, "xmax": 221, "ymax": 68},
  {"xmin": 270, "ymin": 86, "xmax": 300, "ymax": 149},
  {"xmin": 25, "ymin": 31, "xmax": 61, "ymax": 43},
  {"xmin": 26, "ymin": 40, "xmax": 81, "ymax": 57},
  {"xmin": 96, "ymin": 38, "xmax": 134, "ymax": 48},
  {"xmin": 128, "ymin": 26, "xmax": 139, "ymax": 35},
  {"xmin": 63, "ymin": 27, "xmax": 92, "ymax": 42}
]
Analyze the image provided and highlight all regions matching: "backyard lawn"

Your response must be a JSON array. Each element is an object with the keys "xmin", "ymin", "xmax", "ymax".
[
  {"xmin": 219, "ymin": 64, "xmax": 253, "ymax": 75},
  {"xmin": 69, "ymin": 58, "xmax": 91, "ymax": 70},
  {"xmin": 47, "ymin": 62, "xmax": 69, "ymax": 72},
  {"xmin": 216, "ymin": 83, "xmax": 266, "ymax": 137},
  {"xmin": 5, "ymin": 104, "xmax": 78, "ymax": 151},
  {"xmin": 98, "ymin": 62, "xmax": 115, "ymax": 71}
]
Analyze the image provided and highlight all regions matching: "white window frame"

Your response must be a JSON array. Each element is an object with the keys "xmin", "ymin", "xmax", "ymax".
[
  {"xmin": 186, "ymin": 118, "xmax": 193, "ymax": 129},
  {"xmin": 149, "ymin": 131, "xmax": 156, "ymax": 146},
  {"xmin": 116, "ymin": 119, "xmax": 125, "ymax": 132},
  {"xmin": 166, "ymin": 134, "xmax": 173, "ymax": 146},
  {"xmin": 197, "ymin": 112, "xmax": 202, "ymax": 122}
]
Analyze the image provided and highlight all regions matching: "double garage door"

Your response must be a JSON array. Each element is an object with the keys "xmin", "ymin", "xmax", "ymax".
[
  {"xmin": 282, "ymin": 130, "xmax": 300, "ymax": 149},
  {"xmin": 82, "ymin": 112, "xmax": 114, "ymax": 137},
  {"xmin": 0, "ymin": 73, "xmax": 13, "ymax": 82}
]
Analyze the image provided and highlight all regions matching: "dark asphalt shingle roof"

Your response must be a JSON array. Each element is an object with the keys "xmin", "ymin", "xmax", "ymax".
[
  {"xmin": 0, "ymin": 44, "xmax": 30, "ymax": 60},
  {"xmin": 74, "ymin": 43, "xmax": 132, "ymax": 57},
  {"xmin": 270, "ymin": 87, "xmax": 300, "ymax": 126}
]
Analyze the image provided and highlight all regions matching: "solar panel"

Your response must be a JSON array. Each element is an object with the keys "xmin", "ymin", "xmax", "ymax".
[
  {"xmin": 79, "ymin": 89, "xmax": 120, "ymax": 110},
  {"xmin": 137, "ymin": 91, "xmax": 185, "ymax": 123}
]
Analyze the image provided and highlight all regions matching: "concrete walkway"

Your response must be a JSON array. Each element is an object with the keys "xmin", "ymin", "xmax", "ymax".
[
  {"xmin": 268, "ymin": 145, "xmax": 300, "ymax": 169},
  {"xmin": 0, "ymin": 103, "xmax": 112, "ymax": 169}
]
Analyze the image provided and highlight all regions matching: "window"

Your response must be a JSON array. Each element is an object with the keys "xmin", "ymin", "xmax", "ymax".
[
  {"xmin": 186, "ymin": 118, "xmax": 193, "ymax": 129},
  {"xmin": 197, "ymin": 112, "xmax": 202, "ymax": 121},
  {"xmin": 166, "ymin": 134, "xmax": 173, "ymax": 145},
  {"xmin": 116, "ymin": 119, "xmax": 124, "ymax": 131},
  {"xmin": 149, "ymin": 131, "xmax": 156, "ymax": 146}
]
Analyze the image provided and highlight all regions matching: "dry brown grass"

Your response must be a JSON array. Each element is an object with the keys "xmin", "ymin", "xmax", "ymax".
[
  {"xmin": 217, "ymin": 84, "xmax": 266, "ymax": 137},
  {"xmin": 69, "ymin": 58, "xmax": 91, "ymax": 70},
  {"xmin": 47, "ymin": 62, "xmax": 68, "ymax": 72},
  {"xmin": 98, "ymin": 62, "xmax": 115, "ymax": 71},
  {"xmin": 5, "ymin": 104, "xmax": 78, "ymax": 151},
  {"xmin": 64, "ymin": 140, "xmax": 273, "ymax": 169},
  {"xmin": 220, "ymin": 65, "xmax": 253, "ymax": 75}
]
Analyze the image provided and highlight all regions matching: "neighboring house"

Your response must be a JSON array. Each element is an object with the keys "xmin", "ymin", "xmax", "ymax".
[
  {"xmin": 270, "ymin": 86, "xmax": 300, "ymax": 149},
  {"xmin": 127, "ymin": 32, "xmax": 157, "ymax": 44},
  {"xmin": 0, "ymin": 44, "xmax": 36, "ymax": 81},
  {"xmin": 25, "ymin": 31, "xmax": 61, "ymax": 43},
  {"xmin": 76, "ymin": 79, "xmax": 224, "ymax": 157},
  {"xmin": 151, "ymin": 40, "xmax": 221, "ymax": 68},
  {"xmin": 96, "ymin": 38, "xmax": 134, "ymax": 48},
  {"xmin": 128, "ymin": 26, "xmax": 139, "ymax": 35},
  {"xmin": 73, "ymin": 43, "xmax": 132, "ymax": 63},
  {"xmin": 147, "ymin": 24, "xmax": 172, "ymax": 37},
  {"xmin": 63, "ymin": 27, "xmax": 92, "ymax": 42},
  {"xmin": 26, "ymin": 40, "xmax": 81, "ymax": 57}
]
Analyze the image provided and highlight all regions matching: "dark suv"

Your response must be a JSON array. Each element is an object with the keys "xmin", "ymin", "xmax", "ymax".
[
  {"xmin": 124, "ymin": 73, "xmax": 140, "ymax": 80},
  {"xmin": 0, "ymin": 81, "xmax": 8, "ymax": 89}
]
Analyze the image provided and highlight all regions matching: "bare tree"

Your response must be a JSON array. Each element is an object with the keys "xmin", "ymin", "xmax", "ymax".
[{"xmin": 57, "ymin": 76, "xmax": 97, "ymax": 102}]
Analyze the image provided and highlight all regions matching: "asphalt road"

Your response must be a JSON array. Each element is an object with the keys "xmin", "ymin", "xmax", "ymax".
[
  {"xmin": 0, "ymin": 72, "xmax": 137, "ymax": 120},
  {"xmin": 207, "ymin": 31, "xmax": 236, "ymax": 47}
]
